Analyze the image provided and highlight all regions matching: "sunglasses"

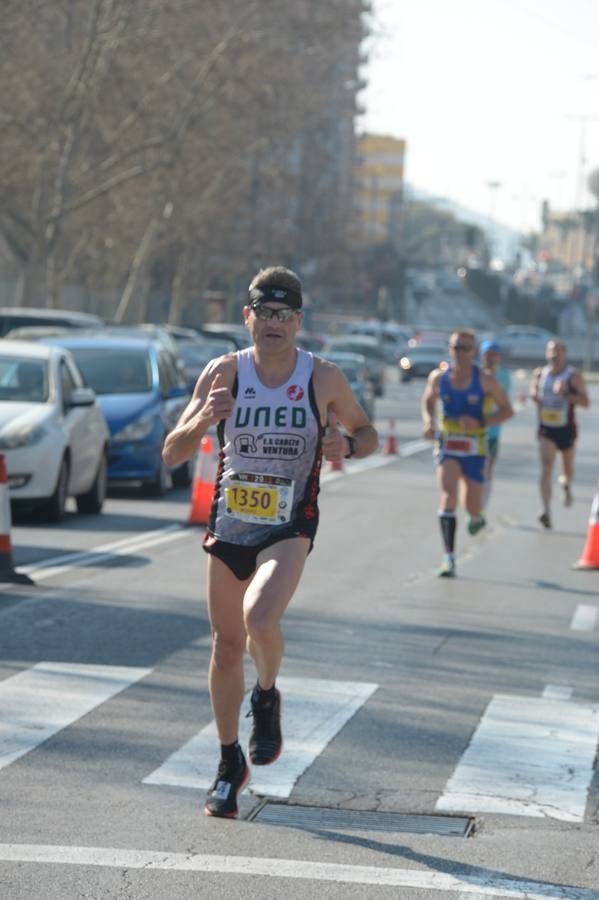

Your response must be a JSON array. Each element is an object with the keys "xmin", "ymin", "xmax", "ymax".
[
  {"xmin": 251, "ymin": 305, "xmax": 298, "ymax": 322},
  {"xmin": 450, "ymin": 344, "xmax": 474, "ymax": 352}
]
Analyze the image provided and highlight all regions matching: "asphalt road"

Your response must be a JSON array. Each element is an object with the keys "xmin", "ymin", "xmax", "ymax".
[{"xmin": 1, "ymin": 367, "xmax": 598, "ymax": 900}]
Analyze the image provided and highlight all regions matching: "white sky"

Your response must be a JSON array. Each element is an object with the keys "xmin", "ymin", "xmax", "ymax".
[{"xmin": 360, "ymin": 0, "xmax": 599, "ymax": 234}]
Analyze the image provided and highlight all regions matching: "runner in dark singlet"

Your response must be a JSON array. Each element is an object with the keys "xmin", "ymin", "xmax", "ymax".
[{"xmin": 530, "ymin": 340, "xmax": 589, "ymax": 528}]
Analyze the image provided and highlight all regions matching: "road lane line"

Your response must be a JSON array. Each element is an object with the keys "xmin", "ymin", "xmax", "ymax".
[
  {"xmin": 143, "ymin": 676, "xmax": 378, "ymax": 798},
  {"xmin": 435, "ymin": 693, "xmax": 599, "ymax": 821},
  {"xmin": 0, "ymin": 844, "xmax": 595, "ymax": 898},
  {"xmin": 18, "ymin": 526, "xmax": 190, "ymax": 582},
  {"xmin": 570, "ymin": 604, "xmax": 598, "ymax": 631},
  {"xmin": 0, "ymin": 663, "xmax": 152, "ymax": 771}
]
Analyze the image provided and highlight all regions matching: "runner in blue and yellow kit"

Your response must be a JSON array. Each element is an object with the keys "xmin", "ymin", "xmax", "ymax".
[{"xmin": 422, "ymin": 329, "xmax": 513, "ymax": 577}]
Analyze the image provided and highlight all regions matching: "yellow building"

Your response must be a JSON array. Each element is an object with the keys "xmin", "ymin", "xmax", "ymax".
[{"xmin": 355, "ymin": 134, "xmax": 406, "ymax": 245}]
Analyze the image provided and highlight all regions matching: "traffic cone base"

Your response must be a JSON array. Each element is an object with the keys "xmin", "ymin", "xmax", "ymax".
[{"xmin": 0, "ymin": 455, "xmax": 34, "ymax": 585}]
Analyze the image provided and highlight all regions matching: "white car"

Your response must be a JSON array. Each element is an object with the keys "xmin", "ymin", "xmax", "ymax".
[{"xmin": 0, "ymin": 340, "xmax": 110, "ymax": 521}]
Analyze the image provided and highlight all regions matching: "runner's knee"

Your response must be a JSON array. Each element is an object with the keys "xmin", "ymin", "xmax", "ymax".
[{"xmin": 211, "ymin": 630, "xmax": 246, "ymax": 669}]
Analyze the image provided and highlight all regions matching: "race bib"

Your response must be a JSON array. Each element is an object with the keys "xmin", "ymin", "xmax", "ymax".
[
  {"xmin": 441, "ymin": 435, "xmax": 479, "ymax": 456},
  {"xmin": 540, "ymin": 407, "xmax": 567, "ymax": 427},
  {"xmin": 225, "ymin": 472, "xmax": 294, "ymax": 525}
]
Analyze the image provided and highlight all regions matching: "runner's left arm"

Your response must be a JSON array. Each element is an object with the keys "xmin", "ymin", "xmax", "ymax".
[
  {"xmin": 568, "ymin": 371, "xmax": 590, "ymax": 408},
  {"xmin": 317, "ymin": 360, "xmax": 378, "ymax": 462}
]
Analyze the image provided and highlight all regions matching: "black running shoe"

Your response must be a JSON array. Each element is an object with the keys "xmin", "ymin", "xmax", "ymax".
[
  {"xmin": 539, "ymin": 512, "xmax": 551, "ymax": 529},
  {"xmin": 247, "ymin": 688, "xmax": 282, "ymax": 766},
  {"xmin": 204, "ymin": 753, "xmax": 250, "ymax": 818}
]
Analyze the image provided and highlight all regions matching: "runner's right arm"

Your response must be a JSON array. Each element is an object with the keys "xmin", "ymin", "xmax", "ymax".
[
  {"xmin": 530, "ymin": 368, "xmax": 542, "ymax": 403},
  {"xmin": 162, "ymin": 355, "xmax": 236, "ymax": 468},
  {"xmin": 422, "ymin": 369, "xmax": 441, "ymax": 439}
]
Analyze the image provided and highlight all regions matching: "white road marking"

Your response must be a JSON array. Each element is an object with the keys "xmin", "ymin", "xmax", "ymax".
[
  {"xmin": 542, "ymin": 684, "xmax": 573, "ymax": 701},
  {"xmin": 399, "ymin": 438, "xmax": 432, "ymax": 457},
  {"xmin": 0, "ymin": 662, "xmax": 152, "ymax": 770},
  {"xmin": 436, "ymin": 693, "xmax": 599, "ymax": 821},
  {"xmin": 17, "ymin": 525, "xmax": 189, "ymax": 582},
  {"xmin": 0, "ymin": 844, "xmax": 595, "ymax": 898},
  {"xmin": 570, "ymin": 604, "xmax": 598, "ymax": 631},
  {"xmin": 144, "ymin": 676, "xmax": 377, "ymax": 798}
]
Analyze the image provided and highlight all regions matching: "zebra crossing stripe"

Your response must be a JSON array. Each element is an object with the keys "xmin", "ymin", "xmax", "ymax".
[
  {"xmin": 0, "ymin": 662, "xmax": 152, "ymax": 771},
  {"xmin": 143, "ymin": 676, "xmax": 378, "ymax": 798},
  {"xmin": 436, "ymin": 693, "xmax": 599, "ymax": 821}
]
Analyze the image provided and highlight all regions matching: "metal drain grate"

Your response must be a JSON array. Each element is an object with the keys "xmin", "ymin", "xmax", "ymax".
[{"xmin": 249, "ymin": 802, "xmax": 474, "ymax": 837}]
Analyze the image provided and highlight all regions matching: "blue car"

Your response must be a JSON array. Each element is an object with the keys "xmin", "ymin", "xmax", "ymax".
[{"xmin": 43, "ymin": 334, "xmax": 191, "ymax": 494}]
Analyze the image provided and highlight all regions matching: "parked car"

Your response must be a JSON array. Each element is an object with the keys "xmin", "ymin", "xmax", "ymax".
[
  {"xmin": 296, "ymin": 331, "xmax": 325, "ymax": 354},
  {"xmin": 323, "ymin": 335, "xmax": 385, "ymax": 396},
  {"xmin": 156, "ymin": 324, "xmax": 204, "ymax": 342},
  {"xmin": 399, "ymin": 343, "xmax": 447, "ymax": 382},
  {"xmin": 42, "ymin": 334, "xmax": 191, "ymax": 494},
  {"xmin": 102, "ymin": 324, "xmax": 187, "ymax": 377},
  {"xmin": 200, "ymin": 323, "xmax": 252, "ymax": 350},
  {"xmin": 0, "ymin": 306, "xmax": 103, "ymax": 337},
  {"xmin": 322, "ymin": 351, "xmax": 375, "ymax": 420},
  {"xmin": 489, "ymin": 326, "xmax": 558, "ymax": 361},
  {"xmin": 345, "ymin": 321, "xmax": 413, "ymax": 363},
  {"xmin": 177, "ymin": 337, "xmax": 237, "ymax": 391},
  {"xmin": 0, "ymin": 340, "xmax": 109, "ymax": 521}
]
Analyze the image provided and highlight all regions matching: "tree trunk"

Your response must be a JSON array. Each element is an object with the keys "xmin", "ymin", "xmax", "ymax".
[
  {"xmin": 168, "ymin": 243, "xmax": 193, "ymax": 325},
  {"xmin": 114, "ymin": 216, "xmax": 159, "ymax": 322},
  {"xmin": 14, "ymin": 238, "xmax": 48, "ymax": 308}
]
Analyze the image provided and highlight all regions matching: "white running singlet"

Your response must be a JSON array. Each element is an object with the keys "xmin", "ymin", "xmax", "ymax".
[{"xmin": 208, "ymin": 347, "xmax": 323, "ymax": 546}]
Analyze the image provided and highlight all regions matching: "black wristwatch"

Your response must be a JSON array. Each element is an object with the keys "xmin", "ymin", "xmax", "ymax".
[{"xmin": 344, "ymin": 435, "xmax": 358, "ymax": 459}]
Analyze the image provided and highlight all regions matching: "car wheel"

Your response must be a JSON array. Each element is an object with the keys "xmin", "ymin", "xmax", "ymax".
[
  {"xmin": 142, "ymin": 457, "xmax": 172, "ymax": 497},
  {"xmin": 76, "ymin": 452, "xmax": 107, "ymax": 515},
  {"xmin": 42, "ymin": 456, "xmax": 69, "ymax": 523},
  {"xmin": 171, "ymin": 456, "xmax": 193, "ymax": 488}
]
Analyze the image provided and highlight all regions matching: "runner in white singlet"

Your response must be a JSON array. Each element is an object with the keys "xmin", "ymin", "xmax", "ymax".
[{"xmin": 163, "ymin": 265, "xmax": 378, "ymax": 818}]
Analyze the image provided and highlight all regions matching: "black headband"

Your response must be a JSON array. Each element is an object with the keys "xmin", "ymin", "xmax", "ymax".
[{"xmin": 248, "ymin": 284, "xmax": 302, "ymax": 309}]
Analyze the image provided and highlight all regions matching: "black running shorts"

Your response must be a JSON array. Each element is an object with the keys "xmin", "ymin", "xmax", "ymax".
[
  {"xmin": 538, "ymin": 423, "xmax": 577, "ymax": 451},
  {"xmin": 203, "ymin": 528, "xmax": 314, "ymax": 581}
]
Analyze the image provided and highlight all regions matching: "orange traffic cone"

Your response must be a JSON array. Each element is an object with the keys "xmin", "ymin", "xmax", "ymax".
[
  {"xmin": 0, "ymin": 455, "xmax": 34, "ymax": 584},
  {"xmin": 573, "ymin": 490, "xmax": 599, "ymax": 570},
  {"xmin": 188, "ymin": 434, "xmax": 219, "ymax": 526},
  {"xmin": 384, "ymin": 419, "xmax": 398, "ymax": 455}
]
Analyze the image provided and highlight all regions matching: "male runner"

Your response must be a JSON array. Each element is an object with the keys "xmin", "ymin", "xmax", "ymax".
[
  {"xmin": 422, "ymin": 329, "xmax": 512, "ymax": 577},
  {"xmin": 480, "ymin": 339, "xmax": 511, "ymax": 515},
  {"xmin": 163, "ymin": 266, "xmax": 378, "ymax": 817},
  {"xmin": 530, "ymin": 339, "xmax": 589, "ymax": 528}
]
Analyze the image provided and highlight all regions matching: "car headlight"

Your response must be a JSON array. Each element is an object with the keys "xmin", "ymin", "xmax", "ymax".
[
  {"xmin": 400, "ymin": 357, "xmax": 412, "ymax": 370},
  {"xmin": 0, "ymin": 424, "xmax": 47, "ymax": 449},
  {"xmin": 113, "ymin": 413, "xmax": 159, "ymax": 442}
]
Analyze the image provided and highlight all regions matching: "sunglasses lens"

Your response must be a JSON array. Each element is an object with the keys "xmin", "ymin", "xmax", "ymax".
[{"xmin": 253, "ymin": 305, "xmax": 295, "ymax": 321}]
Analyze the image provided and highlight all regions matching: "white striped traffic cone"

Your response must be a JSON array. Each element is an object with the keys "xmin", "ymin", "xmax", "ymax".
[{"xmin": 0, "ymin": 455, "xmax": 34, "ymax": 584}]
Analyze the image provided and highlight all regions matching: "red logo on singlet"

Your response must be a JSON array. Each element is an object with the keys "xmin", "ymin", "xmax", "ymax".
[{"xmin": 287, "ymin": 384, "xmax": 304, "ymax": 401}]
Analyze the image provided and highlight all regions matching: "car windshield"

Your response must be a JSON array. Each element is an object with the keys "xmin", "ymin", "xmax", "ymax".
[
  {"xmin": 0, "ymin": 356, "xmax": 49, "ymax": 402},
  {"xmin": 68, "ymin": 347, "xmax": 153, "ymax": 394}
]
